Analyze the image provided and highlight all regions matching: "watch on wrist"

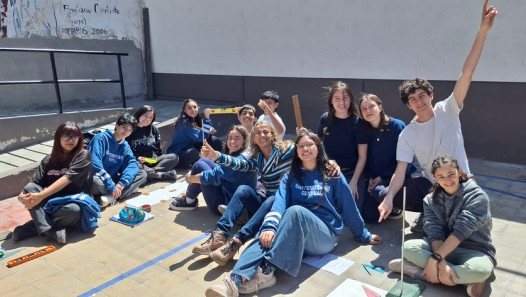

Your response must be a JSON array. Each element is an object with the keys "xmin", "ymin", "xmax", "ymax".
[{"xmin": 431, "ymin": 252, "xmax": 443, "ymax": 262}]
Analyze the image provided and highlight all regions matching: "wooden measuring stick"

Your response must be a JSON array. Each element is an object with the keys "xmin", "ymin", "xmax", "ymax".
[
  {"xmin": 292, "ymin": 95, "xmax": 303, "ymax": 128},
  {"xmin": 7, "ymin": 246, "xmax": 56, "ymax": 268}
]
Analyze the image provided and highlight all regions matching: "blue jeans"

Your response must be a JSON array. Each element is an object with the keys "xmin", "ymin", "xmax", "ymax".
[
  {"xmin": 342, "ymin": 170, "xmax": 366, "ymax": 215},
  {"xmin": 186, "ymin": 158, "xmax": 227, "ymax": 215},
  {"xmin": 361, "ymin": 176, "xmax": 432, "ymax": 223},
  {"xmin": 233, "ymin": 205, "xmax": 338, "ymax": 280},
  {"xmin": 215, "ymin": 185, "xmax": 274, "ymax": 243}
]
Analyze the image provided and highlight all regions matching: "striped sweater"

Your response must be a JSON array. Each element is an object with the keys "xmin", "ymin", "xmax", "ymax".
[{"xmin": 214, "ymin": 144, "xmax": 294, "ymax": 197}]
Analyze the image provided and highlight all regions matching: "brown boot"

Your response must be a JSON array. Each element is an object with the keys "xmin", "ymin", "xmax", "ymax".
[
  {"xmin": 192, "ymin": 230, "xmax": 227, "ymax": 256},
  {"xmin": 210, "ymin": 237, "xmax": 242, "ymax": 266}
]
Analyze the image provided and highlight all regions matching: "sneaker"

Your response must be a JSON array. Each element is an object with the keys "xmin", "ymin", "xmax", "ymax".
[
  {"xmin": 410, "ymin": 213, "xmax": 424, "ymax": 233},
  {"xmin": 47, "ymin": 228, "xmax": 67, "ymax": 244},
  {"xmin": 192, "ymin": 230, "xmax": 227, "ymax": 256},
  {"xmin": 161, "ymin": 170, "xmax": 177, "ymax": 180},
  {"xmin": 466, "ymin": 281, "xmax": 486, "ymax": 297},
  {"xmin": 218, "ymin": 204, "xmax": 227, "ymax": 214},
  {"xmin": 239, "ymin": 267, "xmax": 277, "ymax": 294},
  {"xmin": 210, "ymin": 237, "xmax": 242, "ymax": 266},
  {"xmin": 388, "ymin": 208, "xmax": 403, "ymax": 220},
  {"xmin": 389, "ymin": 258, "xmax": 424, "ymax": 280},
  {"xmin": 12, "ymin": 221, "xmax": 38, "ymax": 242},
  {"xmin": 100, "ymin": 195, "xmax": 117, "ymax": 208},
  {"xmin": 169, "ymin": 196, "xmax": 198, "ymax": 211},
  {"xmin": 205, "ymin": 276, "xmax": 239, "ymax": 297}
]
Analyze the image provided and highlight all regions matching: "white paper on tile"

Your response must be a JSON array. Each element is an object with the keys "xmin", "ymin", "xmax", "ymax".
[
  {"xmin": 302, "ymin": 253, "xmax": 354, "ymax": 275},
  {"xmin": 126, "ymin": 181, "xmax": 188, "ymax": 208},
  {"xmin": 327, "ymin": 278, "xmax": 386, "ymax": 297}
]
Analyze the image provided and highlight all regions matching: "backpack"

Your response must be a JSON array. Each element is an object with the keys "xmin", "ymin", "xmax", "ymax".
[{"xmin": 83, "ymin": 129, "xmax": 102, "ymax": 149}]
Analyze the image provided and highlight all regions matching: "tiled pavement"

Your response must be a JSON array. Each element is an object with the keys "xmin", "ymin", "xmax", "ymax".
[{"xmin": 0, "ymin": 158, "xmax": 525, "ymax": 297}]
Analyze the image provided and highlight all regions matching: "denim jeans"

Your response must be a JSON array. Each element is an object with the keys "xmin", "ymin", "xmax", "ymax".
[
  {"xmin": 404, "ymin": 238, "xmax": 494, "ymax": 284},
  {"xmin": 342, "ymin": 170, "xmax": 366, "ymax": 213},
  {"xmin": 92, "ymin": 169, "xmax": 147, "ymax": 199},
  {"xmin": 232, "ymin": 205, "xmax": 338, "ymax": 280},
  {"xmin": 24, "ymin": 183, "xmax": 81, "ymax": 235},
  {"xmin": 361, "ymin": 176, "xmax": 432, "ymax": 223},
  {"xmin": 186, "ymin": 158, "xmax": 227, "ymax": 215},
  {"xmin": 215, "ymin": 185, "xmax": 274, "ymax": 243}
]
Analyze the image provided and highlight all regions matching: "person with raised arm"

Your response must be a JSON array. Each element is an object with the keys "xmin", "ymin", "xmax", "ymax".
[{"xmin": 377, "ymin": 1, "xmax": 498, "ymax": 234}]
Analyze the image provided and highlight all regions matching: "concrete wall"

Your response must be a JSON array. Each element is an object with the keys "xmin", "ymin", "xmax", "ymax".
[
  {"xmin": 0, "ymin": 107, "xmax": 131, "ymax": 153},
  {"xmin": 0, "ymin": 0, "xmax": 147, "ymax": 117},
  {"xmin": 145, "ymin": 0, "xmax": 526, "ymax": 82},
  {"xmin": 145, "ymin": 0, "xmax": 524, "ymax": 165}
]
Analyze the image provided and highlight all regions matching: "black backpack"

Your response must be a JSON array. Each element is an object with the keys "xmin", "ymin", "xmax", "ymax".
[{"xmin": 83, "ymin": 129, "xmax": 102, "ymax": 149}]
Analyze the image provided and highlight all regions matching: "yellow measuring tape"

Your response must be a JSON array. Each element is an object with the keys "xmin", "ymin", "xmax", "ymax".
[{"xmin": 209, "ymin": 107, "xmax": 239, "ymax": 114}]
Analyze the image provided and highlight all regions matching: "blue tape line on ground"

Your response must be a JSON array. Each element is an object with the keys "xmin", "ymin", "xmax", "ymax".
[
  {"xmin": 480, "ymin": 186, "xmax": 526, "ymax": 200},
  {"xmin": 473, "ymin": 173, "xmax": 526, "ymax": 184},
  {"xmin": 78, "ymin": 233, "xmax": 208, "ymax": 297}
]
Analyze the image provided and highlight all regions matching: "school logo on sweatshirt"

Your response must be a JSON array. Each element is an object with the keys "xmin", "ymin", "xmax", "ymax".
[
  {"xmin": 106, "ymin": 150, "xmax": 125, "ymax": 163},
  {"xmin": 295, "ymin": 184, "xmax": 330, "ymax": 196}
]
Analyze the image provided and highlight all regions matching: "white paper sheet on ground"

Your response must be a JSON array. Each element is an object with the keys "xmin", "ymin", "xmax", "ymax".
[
  {"xmin": 126, "ymin": 181, "xmax": 188, "ymax": 208},
  {"xmin": 164, "ymin": 181, "xmax": 188, "ymax": 193},
  {"xmin": 302, "ymin": 253, "xmax": 354, "ymax": 275},
  {"xmin": 327, "ymin": 279, "xmax": 387, "ymax": 297}
]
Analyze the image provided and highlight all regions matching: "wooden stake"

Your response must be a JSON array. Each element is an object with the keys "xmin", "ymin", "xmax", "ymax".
[{"xmin": 292, "ymin": 95, "xmax": 303, "ymax": 128}]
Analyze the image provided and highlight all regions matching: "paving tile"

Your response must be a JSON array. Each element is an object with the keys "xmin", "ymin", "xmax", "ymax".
[
  {"xmin": 97, "ymin": 277, "xmax": 140, "ymax": 296},
  {"xmin": 9, "ymin": 148, "xmax": 47, "ymax": 162},
  {"xmin": 0, "ymin": 274, "xmax": 28, "ymax": 295},
  {"xmin": 1, "ymin": 157, "xmax": 526, "ymax": 297},
  {"xmin": 23, "ymin": 144, "xmax": 53, "ymax": 155},
  {"xmin": 0, "ymin": 153, "xmax": 35, "ymax": 167}
]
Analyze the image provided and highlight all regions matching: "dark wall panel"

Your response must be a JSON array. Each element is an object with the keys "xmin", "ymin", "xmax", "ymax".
[{"xmin": 153, "ymin": 73, "xmax": 523, "ymax": 165}]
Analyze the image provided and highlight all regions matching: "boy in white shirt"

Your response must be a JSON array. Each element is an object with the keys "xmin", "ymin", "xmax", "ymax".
[{"xmin": 257, "ymin": 90, "xmax": 286, "ymax": 140}]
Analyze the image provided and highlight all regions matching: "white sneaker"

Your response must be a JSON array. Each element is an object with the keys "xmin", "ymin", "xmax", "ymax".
[
  {"xmin": 238, "ymin": 267, "xmax": 276, "ymax": 294},
  {"xmin": 100, "ymin": 195, "xmax": 117, "ymax": 207},
  {"xmin": 389, "ymin": 258, "xmax": 424, "ymax": 279},
  {"xmin": 218, "ymin": 204, "xmax": 227, "ymax": 214}
]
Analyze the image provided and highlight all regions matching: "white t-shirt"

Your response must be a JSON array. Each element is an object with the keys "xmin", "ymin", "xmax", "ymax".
[
  {"xmin": 397, "ymin": 93, "xmax": 471, "ymax": 181},
  {"xmin": 257, "ymin": 112, "xmax": 286, "ymax": 140}
]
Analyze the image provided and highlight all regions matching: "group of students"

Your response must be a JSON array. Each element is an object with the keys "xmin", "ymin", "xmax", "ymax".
[{"xmin": 11, "ymin": 2, "xmax": 497, "ymax": 297}]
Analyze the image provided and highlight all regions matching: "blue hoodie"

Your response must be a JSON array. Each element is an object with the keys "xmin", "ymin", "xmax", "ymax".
[
  {"xmin": 262, "ymin": 169, "xmax": 372, "ymax": 243},
  {"xmin": 166, "ymin": 115, "xmax": 212, "ymax": 154},
  {"xmin": 43, "ymin": 194, "xmax": 101, "ymax": 232},
  {"xmin": 88, "ymin": 129, "xmax": 139, "ymax": 193}
]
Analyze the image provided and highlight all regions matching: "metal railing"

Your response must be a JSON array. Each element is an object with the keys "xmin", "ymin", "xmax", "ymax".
[{"xmin": 0, "ymin": 48, "xmax": 128, "ymax": 113}]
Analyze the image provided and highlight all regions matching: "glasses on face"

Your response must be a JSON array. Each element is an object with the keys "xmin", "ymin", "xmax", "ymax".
[
  {"xmin": 61, "ymin": 135, "xmax": 79, "ymax": 142},
  {"xmin": 142, "ymin": 114, "xmax": 154, "ymax": 120},
  {"xmin": 255, "ymin": 130, "xmax": 271, "ymax": 136},
  {"xmin": 297, "ymin": 142, "xmax": 316, "ymax": 150}
]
